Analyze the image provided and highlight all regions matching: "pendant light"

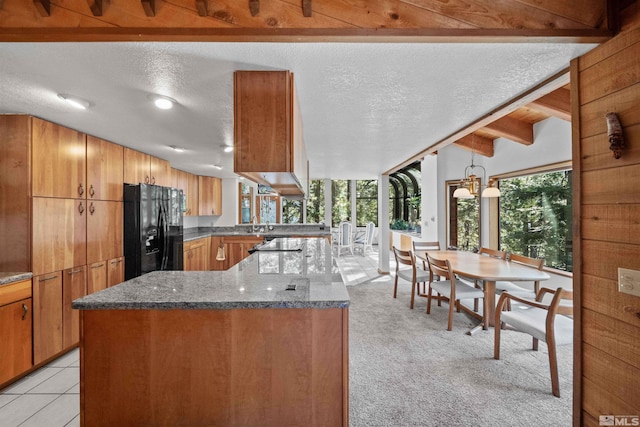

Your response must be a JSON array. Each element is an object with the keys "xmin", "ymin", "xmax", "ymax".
[{"xmin": 453, "ymin": 135, "xmax": 500, "ymax": 199}]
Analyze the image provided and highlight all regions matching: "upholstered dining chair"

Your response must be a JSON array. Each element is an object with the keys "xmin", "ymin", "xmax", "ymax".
[
  {"xmin": 412, "ymin": 241, "xmax": 440, "ymax": 297},
  {"xmin": 354, "ymin": 221, "xmax": 375, "ymax": 256},
  {"xmin": 392, "ymin": 246, "xmax": 431, "ymax": 309},
  {"xmin": 425, "ymin": 254, "xmax": 487, "ymax": 331},
  {"xmin": 494, "ymin": 287, "xmax": 574, "ymax": 397},
  {"xmin": 469, "ymin": 247, "xmax": 507, "ymax": 311},
  {"xmin": 494, "ymin": 253, "xmax": 545, "ymax": 310},
  {"xmin": 335, "ymin": 221, "xmax": 353, "ymax": 257}
]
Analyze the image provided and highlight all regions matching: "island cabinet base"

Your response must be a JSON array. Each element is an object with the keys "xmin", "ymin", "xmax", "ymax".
[{"xmin": 79, "ymin": 307, "xmax": 349, "ymax": 426}]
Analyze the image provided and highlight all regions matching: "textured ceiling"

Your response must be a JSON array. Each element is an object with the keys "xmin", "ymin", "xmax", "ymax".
[{"xmin": 0, "ymin": 42, "xmax": 596, "ymax": 180}]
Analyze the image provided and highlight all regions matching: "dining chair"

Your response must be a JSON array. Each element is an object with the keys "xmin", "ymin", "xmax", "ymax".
[
  {"xmin": 335, "ymin": 221, "xmax": 354, "ymax": 257},
  {"xmin": 495, "ymin": 254, "xmax": 545, "ymax": 310},
  {"xmin": 494, "ymin": 287, "xmax": 573, "ymax": 397},
  {"xmin": 425, "ymin": 254, "xmax": 487, "ymax": 331},
  {"xmin": 392, "ymin": 246, "xmax": 431, "ymax": 309},
  {"xmin": 469, "ymin": 247, "xmax": 507, "ymax": 312},
  {"xmin": 354, "ymin": 222, "xmax": 375, "ymax": 256},
  {"xmin": 412, "ymin": 241, "xmax": 441, "ymax": 299}
]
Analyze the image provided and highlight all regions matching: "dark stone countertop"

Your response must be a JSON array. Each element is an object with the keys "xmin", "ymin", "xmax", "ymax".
[{"xmin": 0, "ymin": 272, "xmax": 33, "ymax": 286}]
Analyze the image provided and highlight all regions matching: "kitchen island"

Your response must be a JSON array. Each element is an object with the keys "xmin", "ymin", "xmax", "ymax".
[{"xmin": 73, "ymin": 238, "xmax": 349, "ymax": 427}]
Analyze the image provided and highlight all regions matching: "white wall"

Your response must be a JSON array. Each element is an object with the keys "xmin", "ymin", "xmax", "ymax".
[
  {"xmin": 436, "ymin": 117, "xmax": 572, "ymax": 248},
  {"xmin": 420, "ymin": 155, "xmax": 438, "ymax": 241}
]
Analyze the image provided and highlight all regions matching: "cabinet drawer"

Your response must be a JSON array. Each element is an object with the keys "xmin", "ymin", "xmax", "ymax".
[{"xmin": 0, "ymin": 279, "xmax": 32, "ymax": 307}]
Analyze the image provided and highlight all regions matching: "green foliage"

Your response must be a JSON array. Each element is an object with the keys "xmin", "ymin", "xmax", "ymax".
[
  {"xmin": 499, "ymin": 170, "xmax": 572, "ymax": 272},
  {"xmin": 331, "ymin": 180, "xmax": 351, "ymax": 227},
  {"xmin": 390, "ymin": 219, "xmax": 410, "ymax": 230},
  {"xmin": 356, "ymin": 180, "xmax": 378, "ymax": 226},
  {"xmin": 454, "ymin": 197, "xmax": 480, "ymax": 251},
  {"xmin": 282, "ymin": 198, "xmax": 302, "ymax": 224},
  {"xmin": 305, "ymin": 180, "xmax": 325, "ymax": 224}
]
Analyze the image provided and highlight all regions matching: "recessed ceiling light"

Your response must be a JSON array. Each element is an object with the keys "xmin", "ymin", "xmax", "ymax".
[
  {"xmin": 212, "ymin": 164, "xmax": 223, "ymax": 170},
  {"xmin": 222, "ymin": 145, "xmax": 234, "ymax": 153},
  {"xmin": 169, "ymin": 145, "xmax": 185, "ymax": 152},
  {"xmin": 151, "ymin": 95, "xmax": 176, "ymax": 110},
  {"xmin": 57, "ymin": 93, "xmax": 91, "ymax": 110}
]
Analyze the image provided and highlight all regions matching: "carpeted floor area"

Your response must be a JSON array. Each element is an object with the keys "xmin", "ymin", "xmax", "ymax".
[{"xmin": 337, "ymin": 250, "xmax": 573, "ymax": 427}]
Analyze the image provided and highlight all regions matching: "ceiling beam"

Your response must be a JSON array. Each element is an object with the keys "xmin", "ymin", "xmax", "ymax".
[
  {"xmin": 196, "ymin": 0, "xmax": 208, "ymax": 17},
  {"xmin": 453, "ymin": 134, "xmax": 494, "ymax": 157},
  {"xmin": 33, "ymin": 0, "xmax": 50, "ymax": 17},
  {"xmin": 249, "ymin": 0, "xmax": 259, "ymax": 16},
  {"xmin": 302, "ymin": 0, "xmax": 312, "ymax": 17},
  {"xmin": 527, "ymin": 87, "xmax": 571, "ymax": 121},
  {"xmin": 88, "ymin": 0, "xmax": 103, "ymax": 16},
  {"xmin": 141, "ymin": 0, "xmax": 155, "ymax": 17},
  {"xmin": 483, "ymin": 116, "xmax": 534, "ymax": 146}
]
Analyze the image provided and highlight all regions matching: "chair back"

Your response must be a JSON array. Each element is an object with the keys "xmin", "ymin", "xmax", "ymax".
[
  {"xmin": 337, "ymin": 221, "xmax": 353, "ymax": 246},
  {"xmin": 426, "ymin": 254, "xmax": 452, "ymax": 281},
  {"xmin": 479, "ymin": 247, "xmax": 506, "ymax": 260},
  {"xmin": 537, "ymin": 287, "xmax": 574, "ymax": 316},
  {"xmin": 392, "ymin": 246, "xmax": 414, "ymax": 269},
  {"xmin": 509, "ymin": 253, "xmax": 544, "ymax": 270},
  {"xmin": 412, "ymin": 241, "xmax": 440, "ymax": 252},
  {"xmin": 363, "ymin": 221, "xmax": 375, "ymax": 244}
]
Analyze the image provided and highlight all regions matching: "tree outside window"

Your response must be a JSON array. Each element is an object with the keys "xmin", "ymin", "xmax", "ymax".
[
  {"xmin": 356, "ymin": 180, "xmax": 378, "ymax": 226},
  {"xmin": 306, "ymin": 179, "xmax": 325, "ymax": 224},
  {"xmin": 331, "ymin": 180, "xmax": 350, "ymax": 227}
]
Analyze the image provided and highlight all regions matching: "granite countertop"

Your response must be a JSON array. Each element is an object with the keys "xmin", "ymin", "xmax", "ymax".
[
  {"xmin": 0, "ymin": 272, "xmax": 33, "ymax": 286},
  {"xmin": 73, "ymin": 237, "xmax": 348, "ymax": 310},
  {"xmin": 183, "ymin": 225, "xmax": 331, "ymax": 242}
]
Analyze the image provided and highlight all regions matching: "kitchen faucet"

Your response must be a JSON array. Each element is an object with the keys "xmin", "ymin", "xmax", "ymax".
[{"xmin": 252, "ymin": 215, "xmax": 258, "ymax": 232}]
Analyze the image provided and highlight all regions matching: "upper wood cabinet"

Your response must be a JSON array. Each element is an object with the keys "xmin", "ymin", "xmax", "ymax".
[
  {"xmin": 32, "ymin": 118, "xmax": 86, "ymax": 199},
  {"xmin": 87, "ymin": 201, "xmax": 123, "ymax": 265},
  {"xmin": 123, "ymin": 148, "xmax": 171, "ymax": 186},
  {"xmin": 172, "ymin": 168, "xmax": 198, "ymax": 216},
  {"xmin": 198, "ymin": 176, "xmax": 222, "ymax": 216},
  {"xmin": 86, "ymin": 136, "xmax": 124, "ymax": 201},
  {"xmin": 234, "ymin": 70, "xmax": 308, "ymax": 197}
]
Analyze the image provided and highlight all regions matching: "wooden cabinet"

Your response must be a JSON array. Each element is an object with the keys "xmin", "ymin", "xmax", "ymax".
[
  {"xmin": 124, "ymin": 147, "xmax": 171, "ymax": 186},
  {"xmin": 210, "ymin": 236, "xmax": 226, "ymax": 271},
  {"xmin": 172, "ymin": 168, "xmax": 198, "ymax": 216},
  {"xmin": 198, "ymin": 176, "xmax": 222, "ymax": 216},
  {"xmin": 33, "ymin": 272, "xmax": 63, "ymax": 365},
  {"xmin": 32, "ymin": 197, "xmax": 87, "ymax": 276},
  {"xmin": 62, "ymin": 265, "xmax": 87, "ymax": 348},
  {"xmin": 0, "ymin": 279, "xmax": 33, "ymax": 386},
  {"xmin": 224, "ymin": 235, "xmax": 263, "ymax": 269},
  {"xmin": 87, "ymin": 261, "xmax": 107, "ymax": 294},
  {"xmin": 87, "ymin": 200, "xmax": 123, "ymax": 265},
  {"xmin": 234, "ymin": 70, "xmax": 308, "ymax": 197},
  {"xmin": 86, "ymin": 136, "xmax": 124, "ymax": 201},
  {"xmin": 238, "ymin": 183, "xmax": 253, "ymax": 224},
  {"xmin": 107, "ymin": 257, "xmax": 125, "ymax": 287},
  {"xmin": 32, "ymin": 117, "xmax": 87, "ymax": 199},
  {"xmin": 184, "ymin": 238, "xmax": 210, "ymax": 271}
]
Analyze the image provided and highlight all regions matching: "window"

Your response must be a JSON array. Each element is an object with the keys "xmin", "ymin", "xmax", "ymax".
[
  {"xmin": 356, "ymin": 180, "xmax": 378, "ymax": 226},
  {"xmin": 446, "ymin": 179, "xmax": 480, "ymax": 251},
  {"xmin": 331, "ymin": 180, "xmax": 351, "ymax": 227},
  {"xmin": 306, "ymin": 179, "xmax": 325, "ymax": 224},
  {"xmin": 389, "ymin": 161, "xmax": 421, "ymax": 230},
  {"xmin": 282, "ymin": 198, "xmax": 302, "ymax": 224},
  {"xmin": 497, "ymin": 166, "xmax": 572, "ymax": 272}
]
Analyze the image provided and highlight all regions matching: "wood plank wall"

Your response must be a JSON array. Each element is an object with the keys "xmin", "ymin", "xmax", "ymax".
[{"xmin": 573, "ymin": 5, "xmax": 640, "ymax": 425}]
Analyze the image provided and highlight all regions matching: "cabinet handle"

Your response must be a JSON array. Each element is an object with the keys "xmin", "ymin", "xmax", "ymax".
[
  {"xmin": 68, "ymin": 268, "xmax": 84, "ymax": 275},
  {"xmin": 91, "ymin": 263, "xmax": 105, "ymax": 269},
  {"xmin": 78, "ymin": 201, "xmax": 85, "ymax": 215},
  {"xmin": 89, "ymin": 185, "xmax": 95, "ymax": 198},
  {"xmin": 78, "ymin": 183, "xmax": 84, "ymax": 196},
  {"xmin": 145, "ymin": 175, "xmax": 150, "ymax": 184},
  {"xmin": 151, "ymin": 176, "xmax": 156, "ymax": 184},
  {"xmin": 39, "ymin": 275, "xmax": 59, "ymax": 282},
  {"xmin": 89, "ymin": 202, "xmax": 95, "ymax": 215},
  {"xmin": 22, "ymin": 303, "xmax": 29, "ymax": 320}
]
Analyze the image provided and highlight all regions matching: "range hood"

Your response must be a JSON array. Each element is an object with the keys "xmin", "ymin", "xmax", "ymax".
[{"xmin": 233, "ymin": 70, "xmax": 308, "ymax": 197}]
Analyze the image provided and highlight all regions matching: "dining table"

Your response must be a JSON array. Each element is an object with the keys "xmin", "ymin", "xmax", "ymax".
[{"xmin": 414, "ymin": 250, "xmax": 551, "ymax": 334}]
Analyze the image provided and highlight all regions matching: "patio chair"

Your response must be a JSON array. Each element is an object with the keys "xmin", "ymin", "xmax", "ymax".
[
  {"xmin": 354, "ymin": 222, "xmax": 375, "ymax": 256},
  {"xmin": 335, "ymin": 221, "xmax": 353, "ymax": 257},
  {"xmin": 392, "ymin": 246, "xmax": 431, "ymax": 309},
  {"xmin": 494, "ymin": 287, "xmax": 573, "ymax": 397}
]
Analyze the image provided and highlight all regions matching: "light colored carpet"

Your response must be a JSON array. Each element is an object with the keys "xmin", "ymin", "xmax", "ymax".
[{"xmin": 338, "ymin": 252, "xmax": 573, "ymax": 427}]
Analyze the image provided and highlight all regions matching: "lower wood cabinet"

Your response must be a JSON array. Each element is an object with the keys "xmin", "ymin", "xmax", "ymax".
[
  {"xmin": 107, "ymin": 257, "xmax": 125, "ymax": 287},
  {"xmin": 184, "ymin": 237, "xmax": 210, "ymax": 271},
  {"xmin": 0, "ymin": 279, "xmax": 32, "ymax": 386},
  {"xmin": 63, "ymin": 266, "xmax": 87, "ymax": 349},
  {"xmin": 87, "ymin": 261, "xmax": 107, "ymax": 294},
  {"xmin": 33, "ymin": 272, "xmax": 63, "ymax": 365},
  {"xmin": 224, "ymin": 236, "xmax": 263, "ymax": 270}
]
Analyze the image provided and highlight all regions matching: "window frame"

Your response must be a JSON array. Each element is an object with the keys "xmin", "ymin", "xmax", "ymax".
[{"xmin": 445, "ymin": 178, "xmax": 481, "ymax": 252}]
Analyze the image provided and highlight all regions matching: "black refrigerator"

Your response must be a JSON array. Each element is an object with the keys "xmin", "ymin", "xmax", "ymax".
[{"xmin": 124, "ymin": 183, "xmax": 184, "ymax": 280}]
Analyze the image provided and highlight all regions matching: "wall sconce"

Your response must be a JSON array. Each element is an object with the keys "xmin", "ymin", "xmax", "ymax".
[
  {"xmin": 216, "ymin": 243, "xmax": 226, "ymax": 261},
  {"xmin": 606, "ymin": 112, "xmax": 625, "ymax": 159},
  {"xmin": 453, "ymin": 139, "xmax": 500, "ymax": 199}
]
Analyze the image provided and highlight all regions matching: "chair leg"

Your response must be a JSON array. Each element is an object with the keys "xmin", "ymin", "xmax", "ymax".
[
  {"xmin": 410, "ymin": 280, "xmax": 416, "ymax": 309},
  {"xmin": 494, "ymin": 320, "xmax": 501, "ymax": 359},
  {"xmin": 473, "ymin": 280, "xmax": 480, "ymax": 312},
  {"xmin": 426, "ymin": 287, "xmax": 432, "ymax": 314},
  {"xmin": 533, "ymin": 337, "xmax": 539, "ymax": 351},
  {"xmin": 393, "ymin": 274, "xmax": 399, "ymax": 299},
  {"xmin": 547, "ymin": 334, "xmax": 560, "ymax": 397},
  {"xmin": 447, "ymin": 298, "xmax": 454, "ymax": 331}
]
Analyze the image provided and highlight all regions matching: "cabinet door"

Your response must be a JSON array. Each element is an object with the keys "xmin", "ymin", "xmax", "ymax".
[
  {"xmin": 33, "ymin": 272, "xmax": 63, "ymax": 365},
  {"xmin": 150, "ymin": 156, "xmax": 171, "ymax": 187},
  {"xmin": 171, "ymin": 168, "xmax": 187, "ymax": 192},
  {"xmin": 32, "ymin": 118, "xmax": 87, "ymax": 199},
  {"xmin": 32, "ymin": 197, "xmax": 87, "ymax": 276},
  {"xmin": 87, "ymin": 261, "xmax": 107, "ymax": 294},
  {"xmin": 63, "ymin": 266, "xmax": 87, "ymax": 349},
  {"xmin": 184, "ymin": 238, "xmax": 209, "ymax": 271},
  {"xmin": 86, "ymin": 136, "xmax": 124, "ymax": 201},
  {"xmin": 87, "ymin": 200, "xmax": 123, "ymax": 264},
  {"xmin": 186, "ymin": 172, "xmax": 199, "ymax": 216},
  {"xmin": 212, "ymin": 177, "xmax": 222, "ymax": 216},
  {"xmin": 0, "ymin": 298, "xmax": 33, "ymax": 385},
  {"xmin": 198, "ymin": 176, "xmax": 215, "ymax": 216},
  {"xmin": 210, "ymin": 237, "xmax": 226, "ymax": 271},
  {"xmin": 107, "ymin": 256, "xmax": 125, "ymax": 287},
  {"xmin": 123, "ymin": 147, "xmax": 150, "ymax": 185}
]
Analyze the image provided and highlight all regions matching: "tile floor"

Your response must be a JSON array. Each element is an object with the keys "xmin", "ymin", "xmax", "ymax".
[{"xmin": 0, "ymin": 348, "xmax": 80, "ymax": 427}]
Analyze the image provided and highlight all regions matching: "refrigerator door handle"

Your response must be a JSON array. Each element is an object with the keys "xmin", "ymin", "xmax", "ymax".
[{"xmin": 160, "ymin": 200, "xmax": 170, "ymax": 270}]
